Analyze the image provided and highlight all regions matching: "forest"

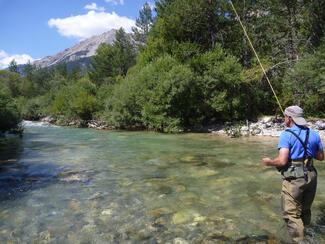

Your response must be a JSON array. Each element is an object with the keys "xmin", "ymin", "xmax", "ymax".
[{"xmin": 1, "ymin": 0, "xmax": 325, "ymax": 133}]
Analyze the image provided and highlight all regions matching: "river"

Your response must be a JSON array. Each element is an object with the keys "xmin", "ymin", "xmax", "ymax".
[{"xmin": 0, "ymin": 122, "xmax": 325, "ymax": 243}]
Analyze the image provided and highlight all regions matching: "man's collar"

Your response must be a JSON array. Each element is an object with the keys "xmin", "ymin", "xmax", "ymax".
[{"xmin": 287, "ymin": 124, "xmax": 299, "ymax": 130}]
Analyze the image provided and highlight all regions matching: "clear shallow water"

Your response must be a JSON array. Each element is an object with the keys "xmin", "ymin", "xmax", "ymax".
[{"xmin": 1, "ymin": 123, "xmax": 325, "ymax": 243}]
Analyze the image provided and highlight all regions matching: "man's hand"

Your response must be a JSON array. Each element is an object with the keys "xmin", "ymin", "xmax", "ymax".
[
  {"xmin": 262, "ymin": 157, "xmax": 272, "ymax": 166},
  {"xmin": 316, "ymin": 150, "xmax": 324, "ymax": 161},
  {"xmin": 261, "ymin": 148, "xmax": 289, "ymax": 167}
]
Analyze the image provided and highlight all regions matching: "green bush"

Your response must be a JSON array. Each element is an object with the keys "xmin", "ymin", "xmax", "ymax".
[
  {"xmin": 104, "ymin": 66, "xmax": 147, "ymax": 127},
  {"xmin": 141, "ymin": 62, "xmax": 200, "ymax": 132},
  {"xmin": 51, "ymin": 77, "xmax": 98, "ymax": 121},
  {"xmin": 16, "ymin": 96, "xmax": 41, "ymax": 120},
  {"xmin": 107, "ymin": 56, "xmax": 201, "ymax": 131},
  {"xmin": 0, "ymin": 70, "xmax": 22, "ymax": 97},
  {"xmin": 282, "ymin": 40, "xmax": 325, "ymax": 116},
  {"xmin": 191, "ymin": 45, "xmax": 246, "ymax": 122},
  {"xmin": 0, "ymin": 84, "xmax": 21, "ymax": 132}
]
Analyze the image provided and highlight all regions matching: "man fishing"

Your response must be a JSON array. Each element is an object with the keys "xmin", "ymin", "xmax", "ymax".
[
  {"xmin": 229, "ymin": 2, "xmax": 324, "ymax": 241},
  {"xmin": 262, "ymin": 105, "xmax": 324, "ymax": 243}
]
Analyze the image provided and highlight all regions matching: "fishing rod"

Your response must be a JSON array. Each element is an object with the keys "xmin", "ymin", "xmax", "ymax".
[{"xmin": 229, "ymin": 0, "xmax": 284, "ymax": 115}]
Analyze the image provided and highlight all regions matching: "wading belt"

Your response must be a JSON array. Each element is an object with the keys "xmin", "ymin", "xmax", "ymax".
[{"xmin": 282, "ymin": 128, "xmax": 312, "ymax": 180}]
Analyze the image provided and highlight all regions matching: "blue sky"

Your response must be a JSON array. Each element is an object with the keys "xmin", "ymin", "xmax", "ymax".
[{"xmin": 0, "ymin": 0, "xmax": 153, "ymax": 68}]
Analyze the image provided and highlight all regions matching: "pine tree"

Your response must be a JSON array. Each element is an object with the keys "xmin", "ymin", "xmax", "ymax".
[
  {"xmin": 132, "ymin": 2, "xmax": 154, "ymax": 46},
  {"xmin": 8, "ymin": 59, "xmax": 19, "ymax": 73},
  {"xmin": 114, "ymin": 28, "xmax": 137, "ymax": 75},
  {"xmin": 89, "ymin": 28, "xmax": 136, "ymax": 85}
]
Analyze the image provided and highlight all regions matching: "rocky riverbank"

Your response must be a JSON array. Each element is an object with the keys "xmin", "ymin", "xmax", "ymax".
[
  {"xmin": 40, "ymin": 116, "xmax": 114, "ymax": 130},
  {"xmin": 38, "ymin": 116, "xmax": 325, "ymax": 139},
  {"xmin": 216, "ymin": 117, "xmax": 325, "ymax": 140},
  {"xmin": 210, "ymin": 116, "xmax": 325, "ymax": 139}
]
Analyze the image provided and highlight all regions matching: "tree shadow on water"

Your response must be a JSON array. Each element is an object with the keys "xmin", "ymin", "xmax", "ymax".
[
  {"xmin": 0, "ymin": 160, "xmax": 63, "ymax": 202},
  {"xmin": 0, "ymin": 137, "xmax": 92, "ymax": 202},
  {"xmin": 0, "ymin": 137, "xmax": 59, "ymax": 202},
  {"xmin": 0, "ymin": 137, "xmax": 23, "ymax": 162}
]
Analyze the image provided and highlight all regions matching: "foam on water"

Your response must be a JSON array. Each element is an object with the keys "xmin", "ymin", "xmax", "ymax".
[{"xmin": 21, "ymin": 120, "xmax": 58, "ymax": 128}]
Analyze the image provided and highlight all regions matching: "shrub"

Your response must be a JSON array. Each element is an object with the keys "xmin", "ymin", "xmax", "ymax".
[
  {"xmin": 0, "ymin": 84, "xmax": 21, "ymax": 132},
  {"xmin": 282, "ymin": 40, "xmax": 325, "ymax": 116},
  {"xmin": 107, "ymin": 56, "xmax": 201, "ymax": 131},
  {"xmin": 51, "ymin": 77, "xmax": 98, "ymax": 121},
  {"xmin": 191, "ymin": 45, "xmax": 246, "ymax": 122}
]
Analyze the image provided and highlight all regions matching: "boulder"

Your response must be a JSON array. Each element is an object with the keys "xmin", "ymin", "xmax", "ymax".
[
  {"xmin": 315, "ymin": 120, "xmax": 325, "ymax": 130},
  {"xmin": 240, "ymin": 126, "xmax": 250, "ymax": 136},
  {"xmin": 259, "ymin": 116, "xmax": 273, "ymax": 123},
  {"xmin": 41, "ymin": 116, "xmax": 56, "ymax": 123},
  {"xmin": 251, "ymin": 127, "xmax": 262, "ymax": 135}
]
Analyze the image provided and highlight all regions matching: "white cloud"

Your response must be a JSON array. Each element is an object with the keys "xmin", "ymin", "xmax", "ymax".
[
  {"xmin": 0, "ymin": 50, "xmax": 34, "ymax": 69},
  {"xmin": 105, "ymin": 0, "xmax": 124, "ymax": 5},
  {"xmin": 48, "ymin": 10, "xmax": 135, "ymax": 39},
  {"xmin": 0, "ymin": 50, "xmax": 7, "ymax": 59},
  {"xmin": 84, "ymin": 3, "xmax": 105, "ymax": 12}
]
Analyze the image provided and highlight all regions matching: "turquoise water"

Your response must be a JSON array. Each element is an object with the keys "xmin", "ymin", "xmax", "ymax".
[{"xmin": 1, "ymin": 123, "xmax": 325, "ymax": 243}]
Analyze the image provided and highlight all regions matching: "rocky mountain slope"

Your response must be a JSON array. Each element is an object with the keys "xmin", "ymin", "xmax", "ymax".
[{"xmin": 33, "ymin": 29, "xmax": 117, "ymax": 69}]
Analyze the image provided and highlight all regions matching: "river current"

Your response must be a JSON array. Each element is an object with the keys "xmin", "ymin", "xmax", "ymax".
[{"xmin": 0, "ymin": 122, "xmax": 325, "ymax": 243}]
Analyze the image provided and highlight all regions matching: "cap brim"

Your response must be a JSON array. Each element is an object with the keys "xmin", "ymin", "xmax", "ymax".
[{"xmin": 292, "ymin": 117, "xmax": 307, "ymax": 126}]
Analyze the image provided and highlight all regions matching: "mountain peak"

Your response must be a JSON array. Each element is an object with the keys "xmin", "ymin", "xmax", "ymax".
[{"xmin": 33, "ymin": 29, "xmax": 117, "ymax": 69}]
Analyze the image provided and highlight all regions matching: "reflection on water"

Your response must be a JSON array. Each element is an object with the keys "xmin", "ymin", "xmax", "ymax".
[
  {"xmin": 0, "ymin": 136, "xmax": 23, "ymax": 162},
  {"xmin": 0, "ymin": 124, "xmax": 325, "ymax": 243}
]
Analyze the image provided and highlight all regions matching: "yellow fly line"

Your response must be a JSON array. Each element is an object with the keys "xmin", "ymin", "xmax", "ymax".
[{"xmin": 229, "ymin": 0, "xmax": 284, "ymax": 115}]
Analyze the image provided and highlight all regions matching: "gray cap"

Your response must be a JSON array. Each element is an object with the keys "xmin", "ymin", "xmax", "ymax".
[{"xmin": 284, "ymin": 105, "xmax": 307, "ymax": 126}]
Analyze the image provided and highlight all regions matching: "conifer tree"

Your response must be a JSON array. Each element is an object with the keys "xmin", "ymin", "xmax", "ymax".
[
  {"xmin": 132, "ymin": 2, "xmax": 154, "ymax": 46},
  {"xmin": 8, "ymin": 59, "xmax": 19, "ymax": 73}
]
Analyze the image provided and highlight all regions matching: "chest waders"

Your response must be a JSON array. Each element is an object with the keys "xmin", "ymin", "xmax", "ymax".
[{"xmin": 280, "ymin": 128, "xmax": 314, "ymax": 180}]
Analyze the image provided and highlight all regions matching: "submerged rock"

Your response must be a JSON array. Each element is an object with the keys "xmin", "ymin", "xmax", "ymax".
[
  {"xmin": 178, "ymin": 192, "xmax": 199, "ymax": 205},
  {"xmin": 172, "ymin": 210, "xmax": 200, "ymax": 225},
  {"xmin": 38, "ymin": 230, "xmax": 52, "ymax": 242},
  {"xmin": 81, "ymin": 223, "xmax": 97, "ymax": 234},
  {"xmin": 209, "ymin": 177, "xmax": 239, "ymax": 188},
  {"xmin": 193, "ymin": 214, "xmax": 206, "ymax": 223},
  {"xmin": 173, "ymin": 237, "xmax": 189, "ymax": 244},
  {"xmin": 88, "ymin": 192, "xmax": 104, "ymax": 200},
  {"xmin": 193, "ymin": 168, "xmax": 218, "ymax": 177},
  {"xmin": 173, "ymin": 211, "xmax": 192, "ymax": 225},
  {"xmin": 68, "ymin": 199, "xmax": 81, "ymax": 212},
  {"xmin": 148, "ymin": 207, "xmax": 172, "ymax": 218},
  {"xmin": 175, "ymin": 184, "xmax": 186, "ymax": 193},
  {"xmin": 157, "ymin": 185, "xmax": 173, "ymax": 195},
  {"xmin": 136, "ymin": 228, "xmax": 153, "ymax": 241},
  {"xmin": 235, "ymin": 234, "xmax": 276, "ymax": 243},
  {"xmin": 101, "ymin": 209, "xmax": 113, "ymax": 216},
  {"xmin": 205, "ymin": 233, "xmax": 232, "ymax": 242},
  {"xmin": 58, "ymin": 170, "xmax": 89, "ymax": 183},
  {"xmin": 186, "ymin": 167, "xmax": 219, "ymax": 178},
  {"xmin": 180, "ymin": 155, "xmax": 196, "ymax": 162},
  {"xmin": 60, "ymin": 174, "xmax": 83, "ymax": 182}
]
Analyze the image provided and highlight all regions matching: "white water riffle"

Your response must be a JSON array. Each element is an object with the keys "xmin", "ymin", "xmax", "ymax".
[{"xmin": 21, "ymin": 120, "xmax": 58, "ymax": 128}]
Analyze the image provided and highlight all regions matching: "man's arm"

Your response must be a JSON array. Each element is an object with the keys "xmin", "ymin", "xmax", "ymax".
[
  {"xmin": 262, "ymin": 148, "xmax": 289, "ymax": 167},
  {"xmin": 316, "ymin": 150, "xmax": 324, "ymax": 161}
]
